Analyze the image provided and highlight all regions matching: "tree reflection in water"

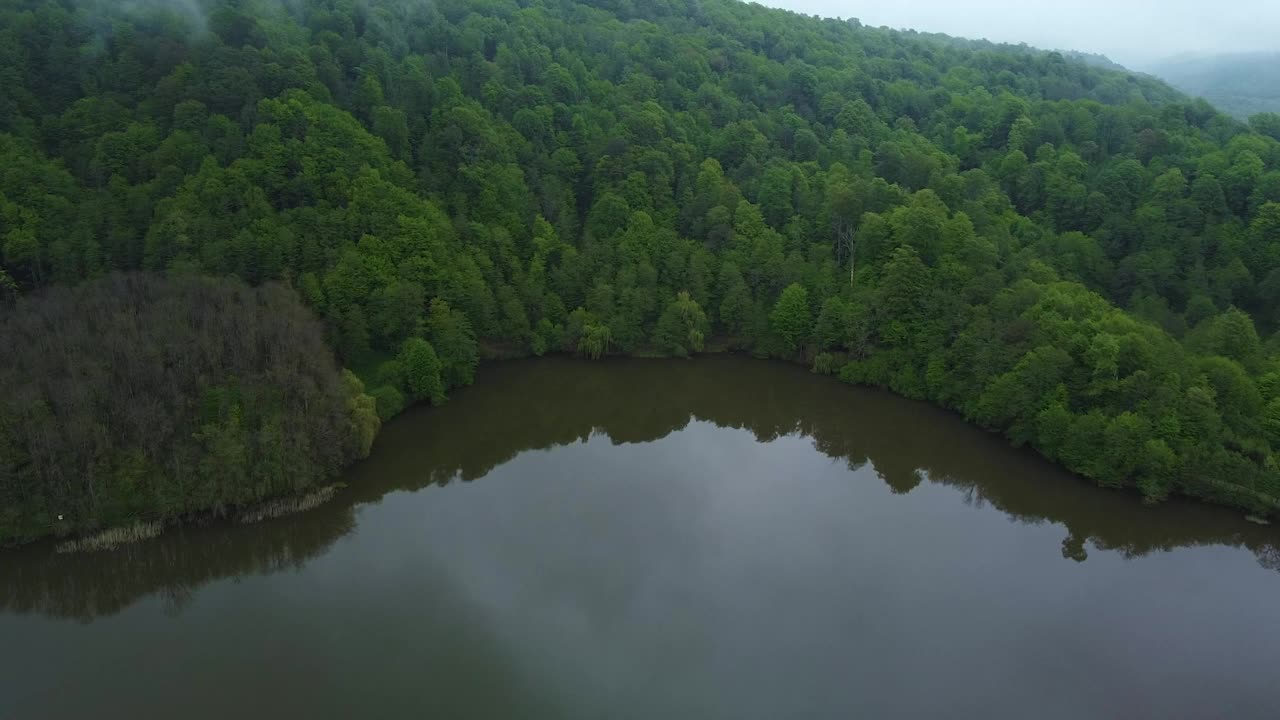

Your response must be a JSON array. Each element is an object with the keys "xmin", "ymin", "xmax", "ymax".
[{"xmin": 3, "ymin": 355, "xmax": 1276, "ymax": 621}]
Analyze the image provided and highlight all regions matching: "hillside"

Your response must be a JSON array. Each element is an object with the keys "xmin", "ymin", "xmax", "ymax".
[
  {"xmin": 1150, "ymin": 52, "xmax": 1280, "ymax": 120},
  {"xmin": 1, "ymin": 0, "xmax": 1279, "ymax": 542}
]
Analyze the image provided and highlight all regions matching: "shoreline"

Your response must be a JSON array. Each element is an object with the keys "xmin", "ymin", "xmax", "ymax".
[
  {"xmin": 9, "ymin": 351, "xmax": 1279, "ymax": 553},
  {"xmin": 31, "ymin": 484, "xmax": 348, "ymax": 555}
]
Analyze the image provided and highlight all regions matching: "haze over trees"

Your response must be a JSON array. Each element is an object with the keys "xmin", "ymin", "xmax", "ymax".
[
  {"xmin": 1, "ymin": 0, "xmax": 1279, "ymax": 541},
  {"xmin": 1149, "ymin": 53, "xmax": 1280, "ymax": 120}
]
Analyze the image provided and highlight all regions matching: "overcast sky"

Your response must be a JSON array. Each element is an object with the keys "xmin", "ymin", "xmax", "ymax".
[{"xmin": 757, "ymin": 0, "xmax": 1277, "ymax": 68}]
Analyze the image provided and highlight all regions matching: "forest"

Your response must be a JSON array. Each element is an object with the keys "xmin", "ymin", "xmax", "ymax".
[
  {"xmin": 0, "ymin": 274, "xmax": 378, "ymax": 544},
  {"xmin": 1, "ymin": 0, "xmax": 1279, "ymax": 544},
  {"xmin": 1150, "ymin": 52, "xmax": 1280, "ymax": 120}
]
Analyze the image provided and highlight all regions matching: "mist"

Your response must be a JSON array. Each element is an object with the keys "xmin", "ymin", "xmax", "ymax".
[
  {"xmin": 82, "ymin": 0, "xmax": 208, "ymax": 33},
  {"xmin": 758, "ymin": 0, "xmax": 1279, "ymax": 69}
]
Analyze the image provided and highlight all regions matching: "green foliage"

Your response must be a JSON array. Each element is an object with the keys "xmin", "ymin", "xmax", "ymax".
[
  {"xmin": 343, "ymin": 371, "xmax": 381, "ymax": 459},
  {"xmin": 0, "ymin": 0, "xmax": 1278, "ymax": 530},
  {"xmin": 397, "ymin": 338, "xmax": 446, "ymax": 407},
  {"xmin": 580, "ymin": 323, "xmax": 613, "ymax": 361},
  {"xmin": 812, "ymin": 352, "xmax": 844, "ymax": 376},
  {"xmin": 770, "ymin": 283, "xmax": 813, "ymax": 355},
  {"xmin": 427, "ymin": 299, "xmax": 479, "ymax": 389},
  {"xmin": 370, "ymin": 385, "xmax": 407, "ymax": 423},
  {"xmin": 813, "ymin": 298, "xmax": 852, "ymax": 351},
  {"xmin": 655, "ymin": 291, "xmax": 710, "ymax": 356},
  {"xmin": 532, "ymin": 318, "xmax": 563, "ymax": 357}
]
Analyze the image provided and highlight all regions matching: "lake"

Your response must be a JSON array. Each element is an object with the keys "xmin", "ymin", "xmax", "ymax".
[{"xmin": 2, "ymin": 356, "xmax": 1278, "ymax": 719}]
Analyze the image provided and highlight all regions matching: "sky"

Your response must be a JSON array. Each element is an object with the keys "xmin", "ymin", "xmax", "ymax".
[{"xmin": 757, "ymin": 0, "xmax": 1278, "ymax": 69}]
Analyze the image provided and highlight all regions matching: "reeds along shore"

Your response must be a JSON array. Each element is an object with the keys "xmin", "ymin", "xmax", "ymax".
[
  {"xmin": 49, "ymin": 485, "xmax": 345, "ymax": 554},
  {"xmin": 236, "ymin": 486, "xmax": 341, "ymax": 525},
  {"xmin": 55, "ymin": 521, "xmax": 163, "ymax": 554}
]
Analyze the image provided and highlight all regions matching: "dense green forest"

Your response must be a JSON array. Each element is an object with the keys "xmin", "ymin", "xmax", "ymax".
[
  {"xmin": 1, "ymin": 0, "xmax": 1280, "ymax": 543},
  {"xmin": 1149, "ymin": 53, "xmax": 1280, "ymax": 120}
]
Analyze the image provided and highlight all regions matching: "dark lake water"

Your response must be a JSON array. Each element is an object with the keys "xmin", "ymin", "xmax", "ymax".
[{"xmin": 2, "ymin": 356, "xmax": 1279, "ymax": 719}]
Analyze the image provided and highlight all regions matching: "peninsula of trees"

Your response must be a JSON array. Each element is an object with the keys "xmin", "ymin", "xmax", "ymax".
[{"xmin": 2, "ymin": 0, "xmax": 1279, "ymax": 544}]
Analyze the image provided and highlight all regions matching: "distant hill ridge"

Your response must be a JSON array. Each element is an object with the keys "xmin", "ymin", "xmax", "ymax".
[{"xmin": 1150, "ymin": 52, "xmax": 1280, "ymax": 119}]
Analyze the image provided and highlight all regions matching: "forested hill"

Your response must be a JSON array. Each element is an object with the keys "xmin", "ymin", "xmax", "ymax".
[
  {"xmin": 2, "ymin": 0, "xmax": 1280, "ymax": 542},
  {"xmin": 1149, "ymin": 52, "xmax": 1280, "ymax": 120}
]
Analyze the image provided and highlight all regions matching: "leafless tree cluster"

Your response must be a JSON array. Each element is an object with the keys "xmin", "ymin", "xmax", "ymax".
[{"xmin": 0, "ymin": 273, "xmax": 361, "ymax": 544}]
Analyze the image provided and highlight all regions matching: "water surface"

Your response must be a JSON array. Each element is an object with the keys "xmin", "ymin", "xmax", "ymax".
[{"xmin": 2, "ymin": 356, "xmax": 1278, "ymax": 719}]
